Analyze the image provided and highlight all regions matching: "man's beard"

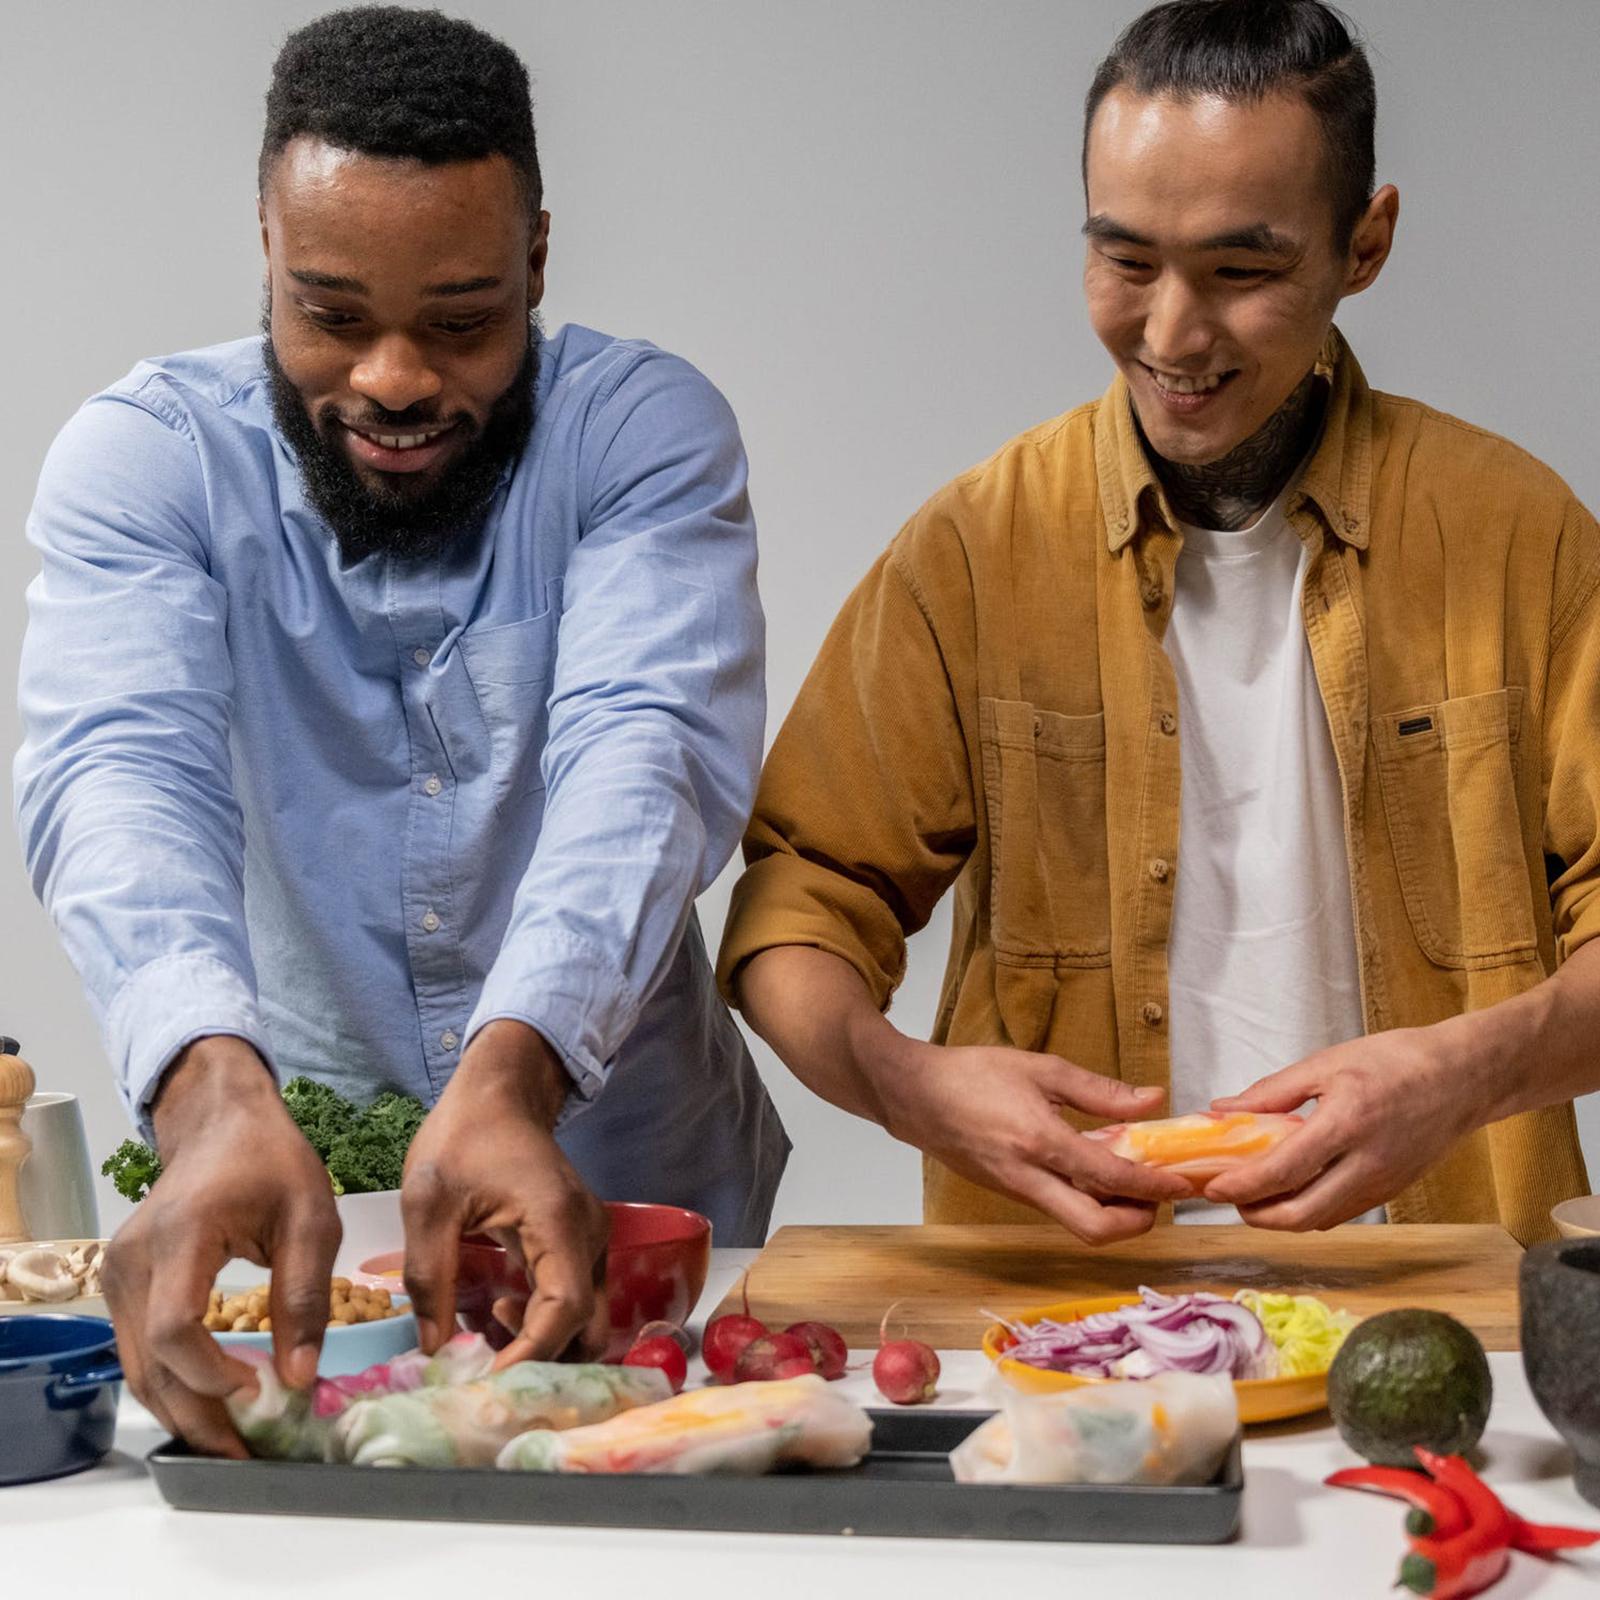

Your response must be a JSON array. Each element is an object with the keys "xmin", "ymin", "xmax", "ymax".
[{"xmin": 263, "ymin": 309, "xmax": 540, "ymax": 564}]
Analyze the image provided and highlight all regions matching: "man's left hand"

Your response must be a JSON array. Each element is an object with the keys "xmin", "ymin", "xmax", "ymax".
[
  {"xmin": 399, "ymin": 1020, "xmax": 610, "ymax": 1368},
  {"xmin": 1201, "ymin": 1023, "xmax": 1493, "ymax": 1230}
]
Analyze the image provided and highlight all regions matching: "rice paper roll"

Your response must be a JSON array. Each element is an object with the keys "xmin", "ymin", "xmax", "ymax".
[
  {"xmin": 949, "ymin": 1371, "xmax": 1238, "ymax": 1486},
  {"xmin": 496, "ymin": 1373, "xmax": 873, "ymax": 1476},
  {"xmin": 337, "ymin": 1361, "xmax": 672, "ymax": 1467},
  {"xmin": 1083, "ymin": 1111, "xmax": 1303, "ymax": 1190},
  {"xmin": 226, "ymin": 1333, "xmax": 498, "ymax": 1462}
]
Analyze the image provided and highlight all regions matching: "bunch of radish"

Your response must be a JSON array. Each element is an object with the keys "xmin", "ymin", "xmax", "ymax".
[{"xmin": 693, "ymin": 1279, "xmax": 938, "ymax": 1404}]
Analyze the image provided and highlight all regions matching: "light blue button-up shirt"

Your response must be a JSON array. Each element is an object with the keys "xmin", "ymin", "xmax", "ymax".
[{"xmin": 14, "ymin": 324, "xmax": 788, "ymax": 1243}]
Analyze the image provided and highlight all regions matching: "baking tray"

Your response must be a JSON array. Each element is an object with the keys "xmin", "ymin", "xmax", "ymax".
[{"xmin": 147, "ymin": 1409, "xmax": 1242, "ymax": 1543}]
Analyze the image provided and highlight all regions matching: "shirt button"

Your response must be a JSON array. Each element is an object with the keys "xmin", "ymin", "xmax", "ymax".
[
  {"xmin": 1140, "ymin": 1001, "xmax": 1164, "ymax": 1028},
  {"xmin": 420, "ymin": 910, "xmax": 441, "ymax": 933},
  {"xmin": 1148, "ymin": 857, "xmax": 1171, "ymax": 883},
  {"xmin": 440, "ymin": 1030, "xmax": 459, "ymax": 1050},
  {"xmin": 412, "ymin": 647, "xmax": 433, "ymax": 667},
  {"xmin": 1159, "ymin": 711, "xmax": 1177, "ymax": 736},
  {"xmin": 423, "ymin": 774, "xmax": 444, "ymax": 797}
]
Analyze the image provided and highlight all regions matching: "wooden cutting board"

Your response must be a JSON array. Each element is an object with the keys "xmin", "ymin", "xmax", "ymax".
[{"xmin": 717, "ymin": 1224, "xmax": 1524, "ymax": 1350}]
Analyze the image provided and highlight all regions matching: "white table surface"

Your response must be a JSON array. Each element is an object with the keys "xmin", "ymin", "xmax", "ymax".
[{"xmin": 5, "ymin": 1249, "xmax": 1598, "ymax": 1600}]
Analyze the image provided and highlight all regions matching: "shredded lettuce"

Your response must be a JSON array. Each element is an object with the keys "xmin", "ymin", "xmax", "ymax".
[{"xmin": 1233, "ymin": 1290, "xmax": 1357, "ymax": 1378}]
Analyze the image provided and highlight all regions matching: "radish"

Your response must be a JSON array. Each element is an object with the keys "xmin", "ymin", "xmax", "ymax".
[
  {"xmin": 702, "ymin": 1271, "xmax": 769, "ymax": 1383},
  {"xmin": 732, "ymin": 1330, "xmax": 817, "ymax": 1382},
  {"xmin": 623, "ymin": 1334, "xmax": 688, "ymax": 1393},
  {"xmin": 785, "ymin": 1320, "xmax": 848, "ymax": 1381},
  {"xmin": 703, "ymin": 1313, "xmax": 767, "ymax": 1381},
  {"xmin": 873, "ymin": 1301, "xmax": 940, "ymax": 1405}
]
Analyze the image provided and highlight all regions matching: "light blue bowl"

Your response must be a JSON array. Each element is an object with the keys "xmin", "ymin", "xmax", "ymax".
[{"xmin": 213, "ymin": 1303, "xmax": 418, "ymax": 1378}]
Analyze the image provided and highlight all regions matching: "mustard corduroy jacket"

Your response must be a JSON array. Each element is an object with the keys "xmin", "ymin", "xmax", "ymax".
[{"xmin": 720, "ymin": 332, "xmax": 1599, "ymax": 1243}]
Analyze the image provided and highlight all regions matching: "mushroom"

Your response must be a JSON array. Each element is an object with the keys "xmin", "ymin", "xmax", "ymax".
[
  {"xmin": 6, "ymin": 1246, "xmax": 80, "ymax": 1303},
  {"xmin": 0, "ymin": 1250, "xmax": 20, "ymax": 1302}
]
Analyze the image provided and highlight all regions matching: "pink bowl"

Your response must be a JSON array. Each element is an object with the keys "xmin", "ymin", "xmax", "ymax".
[{"xmin": 356, "ymin": 1200, "xmax": 711, "ymax": 1361}]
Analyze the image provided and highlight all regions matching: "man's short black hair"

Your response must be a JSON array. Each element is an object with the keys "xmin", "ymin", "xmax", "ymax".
[
  {"xmin": 259, "ymin": 6, "xmax": 541, "ymax": 211},
  {"xmin": 1084, "ymin": 0, "xmax": 1375, "ymax": 247}
]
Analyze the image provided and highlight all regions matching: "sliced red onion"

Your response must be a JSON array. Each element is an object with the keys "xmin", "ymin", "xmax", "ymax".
[{"xmin": 994, "ymin": 1286, "xmax": 1275, "ymax": 1381}]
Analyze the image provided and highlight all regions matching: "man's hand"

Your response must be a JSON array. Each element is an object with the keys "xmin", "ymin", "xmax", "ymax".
[
  {"xmin": 101, "ymin": 1037, "xmax": 341, "ymax": 1458},
  {"xmin": 875, "ymin": 1040, "xmax": 1192, "ymax": 1243},
  {"xmin": 400, "ymin": 1020, "xmax": 609, "ymax": 1370},
  {"xmin": 1202, "ymin": 1023, "xmax": 1492, "ymax": 1229}
]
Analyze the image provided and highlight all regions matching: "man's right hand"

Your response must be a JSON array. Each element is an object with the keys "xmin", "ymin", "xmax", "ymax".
[
  {"xmin": 872, "ymin": 1040, "xmax": 1192, "ymax": 1243},
  {"xmin": 101, "ymin": 1036, "xmax": 341, "ymax": 1458}
]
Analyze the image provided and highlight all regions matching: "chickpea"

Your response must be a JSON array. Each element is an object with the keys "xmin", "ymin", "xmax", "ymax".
[
  {"xmin": 231, "ymin": 1313, "xmax": 259, "ymax": 1332},
  {"xmin": 371, "ymin": 1288, "xmax": 392, "ymax": 1310},
  {"xmin": 259, "ymin": 1316, "xmax": 272, "ymax": 1332}
]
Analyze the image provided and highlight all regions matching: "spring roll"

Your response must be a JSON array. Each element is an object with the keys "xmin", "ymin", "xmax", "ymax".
[
  {"xmin": 1084, "ymin": 1111, "xmax": 1304, "ymax": 1190},
  {"xmin": 950, "ymin": 1370, "xmax": 1238, "ymax": 1486},
  {"xmin": 226, "ymin": 1333, "xmax": 498, "ymax": 1461},
  {"xmin": 495, "ymin": 1373, "xmax": 873, "ymax": 1476},
  {"xmin": 337, "ymin": 1360, "xmax": 672, "ymax": 1467}
]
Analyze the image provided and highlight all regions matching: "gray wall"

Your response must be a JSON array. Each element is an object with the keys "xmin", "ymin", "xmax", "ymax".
[{"xmin": 3, "ymin": 1, "xmax": 1597, "ymax": 1236}]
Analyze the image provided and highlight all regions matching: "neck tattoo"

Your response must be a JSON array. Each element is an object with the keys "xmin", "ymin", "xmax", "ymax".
[{"xmin": 1148, "ymin": 369, "xmax": 1326, "ymax": 532}]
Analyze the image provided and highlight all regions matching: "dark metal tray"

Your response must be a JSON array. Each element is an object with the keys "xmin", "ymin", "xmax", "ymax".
[{"xmin": 147, "ymin": 1409, "xmax": 1242, "ymax": 1543}]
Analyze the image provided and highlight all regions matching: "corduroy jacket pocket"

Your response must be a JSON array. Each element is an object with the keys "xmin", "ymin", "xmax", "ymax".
[
  {"xmin": 1373, "ymin": 686, "xmax": 1538, "ymax": 967},
  {"xmin": 979, "ymin": 698, "xmax": 1114, "ymax": 969}
]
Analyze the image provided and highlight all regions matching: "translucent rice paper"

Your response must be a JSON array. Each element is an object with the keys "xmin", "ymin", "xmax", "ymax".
[
  {"xmin": 336, "ymin": 1361, "xmax": 673, "ymax": 1467},
  {"xmin": 226, "ymin": 1332, "xmax": 498, "ymax": 1462},
  {"xmin": 949, "ymin": 1370, "xmax": 1239, "ymax": 1486},
  {"xmin": 495, "ymin": 1373, "xmax": 874, "ymax": 1476}
]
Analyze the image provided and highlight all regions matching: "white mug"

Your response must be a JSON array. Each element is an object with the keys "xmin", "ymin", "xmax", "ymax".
[{"xmin": 18, "ymin": 1092, "xmax": 100, "ymax": 1242}]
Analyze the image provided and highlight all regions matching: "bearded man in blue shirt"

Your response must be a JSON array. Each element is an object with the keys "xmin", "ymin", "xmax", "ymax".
[{"xmin": 13, "ymin": 6, "xmax": 787, "ymax": 1454}]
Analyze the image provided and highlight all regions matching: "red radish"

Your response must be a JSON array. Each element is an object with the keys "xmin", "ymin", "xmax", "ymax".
[
  {"xmin": 785, "ymin": 1320, "xmax": 848, "ymax": 1381},
  {"xmin": 623, "ymin": 1335, "xmax": 688, "ymax": 1393},
  {"xmin": 703, "ymin": 1314, "xmax": 767, "ymax": 1382},
  {"xmin": 702, "ymin": 1271, "xmax": 768, "ymax": 1383},
  {"xmin": 873, "ymin": 1301, "xmax": 940, "ymax": 1405},
  {"xmin": 732, "ymin": 1331, "xmax": 817, "ymax": 1382}
]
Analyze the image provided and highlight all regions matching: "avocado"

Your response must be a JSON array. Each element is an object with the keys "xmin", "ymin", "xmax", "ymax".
[{"xmin": 1327, "ymin": 1308, "xmax": 1492, "ymax": 1466}]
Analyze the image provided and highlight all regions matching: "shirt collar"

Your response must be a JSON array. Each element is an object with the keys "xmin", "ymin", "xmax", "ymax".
[{"xmin": 1095, "ymin": 325, "xmax": 1374, "ymax": 554}]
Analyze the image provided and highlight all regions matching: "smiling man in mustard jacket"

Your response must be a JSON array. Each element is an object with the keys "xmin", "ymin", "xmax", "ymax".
[{"xmin": 719, "ymin": 0, "xmax": 1596, "ymax": 1245}]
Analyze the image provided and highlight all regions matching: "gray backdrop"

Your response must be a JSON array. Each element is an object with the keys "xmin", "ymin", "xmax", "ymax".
[{"xmin": 3, "ymin": 1, "xmax": 1597, "ymax": 1235}]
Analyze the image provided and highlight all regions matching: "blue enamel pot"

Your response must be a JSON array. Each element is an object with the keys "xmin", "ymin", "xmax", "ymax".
[{"xmin": 0, "ymin": 1314, "xmax": 122, "ymax": 1485}]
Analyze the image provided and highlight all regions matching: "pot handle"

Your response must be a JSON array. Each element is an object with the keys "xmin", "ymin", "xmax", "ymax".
[{"xmin": 55, "ymin": 1359, "xmax": 124, "ymax": 1390}]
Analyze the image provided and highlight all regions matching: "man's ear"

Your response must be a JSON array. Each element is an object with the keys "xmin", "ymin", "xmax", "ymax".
[
  {"xmin": 527, "ymin": 209, "xmax": 551, "ymax": 309},
  {"xmin": 1343, "ymin": 184, "xmax": 1399, "ymax": 299}
]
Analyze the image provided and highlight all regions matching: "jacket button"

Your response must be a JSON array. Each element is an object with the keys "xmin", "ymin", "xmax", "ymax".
[
  {"xmin": 1148, "ymin": 858, "xmax": 1171, "ymax": 882},
  {"xmin": 1140, "ymin": 1001, "xmax": 1164, "ymax": 1027},
  {"xmin": 1159, "ymin": 711, "xmax": 1177, "ymax": 736},
  {"xmin": 1141, "ymin": 581, "xmax": 1163, "ymax": 609}
]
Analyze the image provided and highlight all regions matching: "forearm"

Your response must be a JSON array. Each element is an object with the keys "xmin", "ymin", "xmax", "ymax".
[
  {"xmin": 734, "ymin": 945, "xmax": 917, "ymax": 1128},
  {"xmin": 1443, "ymin": 938, "xmax": 1600, "ymax": 1124}
]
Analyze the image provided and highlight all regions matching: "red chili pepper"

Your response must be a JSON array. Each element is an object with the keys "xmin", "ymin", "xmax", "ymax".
[
  {"xmin": 1510, "ymin": 1516, "xmax": 1600, "ymax": 1556},
  {"xmin": 1398, "ymin": 1449, "xmax": 1515, "ymax": 1598},
  {"xmin": 1324, "ymin": 1466, "xmax": 1470, "ymax": 1539}
]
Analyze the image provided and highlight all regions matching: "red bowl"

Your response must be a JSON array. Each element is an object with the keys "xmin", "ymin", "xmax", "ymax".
[{"xmin": 357, "ymin": 1200, "xmax": 711, "ymax": 1362}]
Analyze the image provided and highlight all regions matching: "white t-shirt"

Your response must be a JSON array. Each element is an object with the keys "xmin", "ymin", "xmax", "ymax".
[{"xmin": 1162, "ymin": 482, "xmax": 1374, "ymax": 1224}]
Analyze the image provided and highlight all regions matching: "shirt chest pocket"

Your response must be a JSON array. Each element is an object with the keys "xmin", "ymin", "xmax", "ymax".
[
  {"xmin": 1372, "ymin": 685, "xmax": 1539, "ymax": 968},
  {"xmin": 978, "ymin": 698, "xmax": 1113, "ymax": 968},
  {"xmin": 457, "ymin": 578, "xmax": 563, "ymax": 802}
]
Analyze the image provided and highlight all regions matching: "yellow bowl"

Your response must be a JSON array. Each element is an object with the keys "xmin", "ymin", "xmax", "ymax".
[
  {"xmin": 1551, "ymin": 1196, "xmax": 1600, "ymax": 1240},
  {"xmin": 981, "ymin": 1293, "xmax": 1330, "ymax": 1425}
]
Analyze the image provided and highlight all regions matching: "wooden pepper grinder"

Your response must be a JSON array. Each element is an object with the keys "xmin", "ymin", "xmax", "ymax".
[{"xmin": 0, "ymin": 1037, "xmax": 35, "ymax": 1245}]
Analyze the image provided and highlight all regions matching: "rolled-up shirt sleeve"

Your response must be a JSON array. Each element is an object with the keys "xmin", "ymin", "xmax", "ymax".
[
  {"xmin": 13, "ymin": 387, "xmax": 271, "ymax": 1138},
  {"xmin": 465, "ymin": 353, "xmax": 765, "ymax": 1099}
]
